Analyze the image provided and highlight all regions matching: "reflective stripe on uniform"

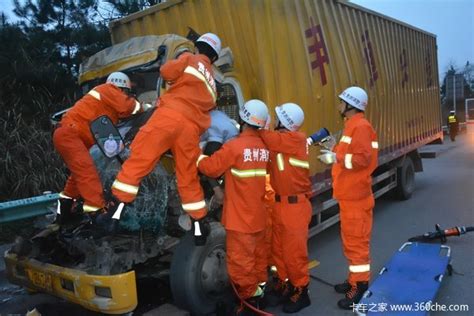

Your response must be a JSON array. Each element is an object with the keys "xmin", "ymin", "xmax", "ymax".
[
  {"xmin": 231, "ymin": 168, "xmax": 267, "ymax": 178},
  {"xmin": 276, "ymin": 153, "xmax": 285, "ymax": 171},
  {"xmin": 340, "ymin": 135, "xmax": 352, "ymax": 144},
  {"xmin": 182, "ymin": 200, "xmax": 206, "ymax": 211},
  {"xmin": 448, "ymin": 116, "xmax": 456, "ymax": 123},
  {"xmin": 88, "ymin": 90, "xmax": 101, "ymax": 100},
  {"xmin": 132, "ymin": 101, "xmax": 141, "ymax": 115},
  {"xmin": 288, "ymin": 157, "xmax": 309, "ymax": 169},
  {"xmin": 344, "ymin": 154, "xmax": 353, "ymax": 169},
  {"xmin": 196, "ymin": 154, "xmax": 209, "ymax": 167},
  {"xmin": 58, "ymin": 192, "xmax": 73, "ymax": 199},
  {"xmin": 184, "ymin": 66, "xmax": 217, "ymax": 102},
  {"xmin": 349, "ymin": 264, "xmax": 370, "ymax": 273},
  {"xmin": 83, "ymin": 204, "xmax": 101, "ymax": 213},
  {"xmin": 371, "ymin": 141, "xmax": 379, "ymax": 149},
  {"xmin": 112, "ymin": 179, "xmax": 139, "ymax": 195}
]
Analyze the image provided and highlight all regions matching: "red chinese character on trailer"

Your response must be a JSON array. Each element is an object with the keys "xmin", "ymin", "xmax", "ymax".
[
  {"xmin": 361, "ymin": 30, "xmax": 378, "ymax": 87},
  {"xmin": 425, "ymin": 49, "xmax": 433, "ymax": 88},
  {"xmin": 305, "ymin": 17, "xmax": 330, "ymax": 86},
  {"xmin": 400, "ymin": 49, "xmax": 409, "ymax": 88}
]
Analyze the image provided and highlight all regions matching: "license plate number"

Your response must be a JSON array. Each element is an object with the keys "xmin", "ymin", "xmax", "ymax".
[{"xmin": 28, "ymin": 270, "xmax": 52, "ymax": 290}]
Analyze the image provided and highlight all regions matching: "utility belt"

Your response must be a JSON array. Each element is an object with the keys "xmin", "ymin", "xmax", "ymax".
[{"xmin": 275, "ymin": 193, "xmax": 309, "ymax": 204}]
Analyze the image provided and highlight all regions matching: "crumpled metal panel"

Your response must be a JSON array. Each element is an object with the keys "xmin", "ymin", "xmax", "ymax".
[{"xmin": 90, "ymin": 145, "xmax": 172, "ymax": 233}]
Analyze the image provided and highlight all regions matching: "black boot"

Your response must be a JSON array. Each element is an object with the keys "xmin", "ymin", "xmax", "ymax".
[
  {"xmin": 282, "ymin": 285, "xmax": 311, "ymax": 313},
  {"xmin": 334, "ymin": 280, "xmax": 351, "ymax": 294},
  {"xmin": 55, "ymin": 198, "xmax": 74, "ymax": 225},
  {"xmin": 233, "ymin": 294, "xmax": 266, "ymax": 316},
  {"xmin": 265, "ymin": 278, "xmax": 293, "ymax": 307},
  {"xmin": 337, "ymin": 281, "xmax": 368, "ymax": 310}
]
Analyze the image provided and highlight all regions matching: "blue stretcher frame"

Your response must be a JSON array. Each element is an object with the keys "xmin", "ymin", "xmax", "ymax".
[{"xmin": 356, "ymin": 242, "xmax": 451, "ymax": 316}]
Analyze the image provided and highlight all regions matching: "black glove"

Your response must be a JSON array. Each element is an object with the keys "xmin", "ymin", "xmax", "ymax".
[{"xmin": 193, "ymin": 219, "xmax": 210, "ymax": 246}]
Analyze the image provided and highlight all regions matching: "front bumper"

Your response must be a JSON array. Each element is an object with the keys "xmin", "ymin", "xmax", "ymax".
[{"xmin": 4, "ymin": 251, "xmax": 137, "ymax": 314}]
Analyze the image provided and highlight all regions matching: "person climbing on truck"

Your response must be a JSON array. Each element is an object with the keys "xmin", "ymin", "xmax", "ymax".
[
  {"xmin": 108, "ymin": 33, "xmax": 222, "ymax": 243},
  {"xmin": 317, "ymin": 86, "xmax": 378, "ymax": 310},
  {"xmin": 259, "ymin": 103, "xmax": 312, "ymax": 314},
  {"xmin": 53, "ymin": 71, "xmax": 141, "ymax": 226},
  {"xmin": 197, "ymin": 99, "xmax": 270, "ymax": 315}
]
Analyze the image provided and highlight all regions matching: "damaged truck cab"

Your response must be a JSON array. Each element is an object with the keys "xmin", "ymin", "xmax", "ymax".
[{"xmin": 5, "ymin": 34, "xmax": 240, "ymax": 315}]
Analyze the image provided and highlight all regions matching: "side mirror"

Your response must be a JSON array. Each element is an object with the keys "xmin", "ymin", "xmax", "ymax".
[{"xmin": 90, "ymin": 116, "xmax": 124, "ymax": 159}]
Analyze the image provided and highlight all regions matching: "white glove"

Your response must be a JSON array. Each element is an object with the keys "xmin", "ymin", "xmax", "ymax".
[{"xmin": 318, "ymin": 149, "xmax": 336, "ymax": 165}]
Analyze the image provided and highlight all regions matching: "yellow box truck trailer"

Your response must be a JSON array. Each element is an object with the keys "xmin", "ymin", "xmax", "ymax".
[{"xmin": 5, "ymin": 0, "xmax": 443, "ymax": 314}]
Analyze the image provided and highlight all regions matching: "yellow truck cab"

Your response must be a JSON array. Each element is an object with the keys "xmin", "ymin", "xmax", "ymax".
[
  {"xmin": 5, "ymin": 34, "xmax": 236, "ymax": 315},
  {"xmin": 5, "ymin": 0, "xmax": 444, "ymax": 315}
]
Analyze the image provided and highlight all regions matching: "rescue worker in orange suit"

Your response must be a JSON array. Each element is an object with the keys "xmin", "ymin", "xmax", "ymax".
[
  {"xmin": 53, "ymin": 72, "xmax": 141, "ymax": 225},
  {"xmin": 317, "ymin": 86, "xmax": 378, "ymax": 309},
  {"xmin": 260, "ymin": 103, "xmax": 312, "ymax": 313},
  {"xmin": 109, "ymin": 33, "xmax": 221, "ymax": 242},
  {"xmin": 447, "ymin": 110, "xmax": 458, "ymax": 141},
  {"xmin": 197, "ymin": 100, "xmax": 270, "ymax": 314}
]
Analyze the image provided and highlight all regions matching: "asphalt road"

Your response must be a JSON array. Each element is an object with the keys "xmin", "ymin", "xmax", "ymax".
[{"xmin": 0, "ymin": 129, "xmax": 473, "ymax": 315}]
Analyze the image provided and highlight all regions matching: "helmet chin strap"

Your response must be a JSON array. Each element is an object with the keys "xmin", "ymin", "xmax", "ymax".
[{"xmin": 340, "ymin": 102, "xmax": 355, "ymax": 118}]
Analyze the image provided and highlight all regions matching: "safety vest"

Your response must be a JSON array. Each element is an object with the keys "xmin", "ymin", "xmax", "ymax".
[{"xmin": 448, "ymin": 115, "xmax": 457, "ymax": 124}]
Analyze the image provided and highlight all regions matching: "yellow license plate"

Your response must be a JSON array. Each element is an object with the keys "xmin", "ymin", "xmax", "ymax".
[{"xmin": 28, "ymin": 270, "xmax": 52, "ymax": 291}]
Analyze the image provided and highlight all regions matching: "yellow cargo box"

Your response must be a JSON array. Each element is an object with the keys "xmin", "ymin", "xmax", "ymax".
[{"xmin": 109, "ymin": 0, "xmax": 442, "ymax": 184}]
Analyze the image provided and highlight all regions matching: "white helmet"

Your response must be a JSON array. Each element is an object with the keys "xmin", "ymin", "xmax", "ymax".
[
  {"xmin": 239, "ymin": 99, "xmax": 269, "ymax": 128},
  {"xmin": 275, "ymin": 103, "xmax": 304, "ymax": 131},
  {"xmin": 106, "ymin": 72, "xmax": 131, "ymax": 89},
  {"xmin": 338, "ymin": 86, "xmax": 368, "ymax": 111},
  {"xmin": 196, "ymin": 33, "xmax": 222, "ymax": 57}
]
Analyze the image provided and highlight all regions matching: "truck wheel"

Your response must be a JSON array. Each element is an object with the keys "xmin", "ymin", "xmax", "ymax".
[
  {"xmin": 394, "ymin": 156, "xmax": 415, "ymax": 200},
  {"xmin": 170, "ymin": 222, "xmax": 231, "ymax": 315}
]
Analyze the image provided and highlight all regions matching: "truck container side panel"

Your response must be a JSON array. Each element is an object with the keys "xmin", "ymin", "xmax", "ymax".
[
  {"xmin": 377, "ymin": 18, "xmax": 392, "ymax": 150},
  {"xmin": 327, "ymin": 1, "xmax": 351, "ymax": 130},
  {"xmin": 108, "ymin": 0, "xmax": 442, "ymax": 180},
  {"xmin": 395, "ymin": 23, "xmax": 407, "ymax": 150},
  {"xmin": 413, "ymin": 29, "xmax": 421, "ymax": 142}
]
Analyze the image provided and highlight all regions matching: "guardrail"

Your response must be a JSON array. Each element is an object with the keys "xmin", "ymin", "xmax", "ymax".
[{"xmin": 0, "ymin": 193, "xmax": 59, "ymax": 224}]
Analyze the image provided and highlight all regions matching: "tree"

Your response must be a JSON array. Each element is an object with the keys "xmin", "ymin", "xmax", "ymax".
[
  {"xmin": 13, "ymin": 0, "xmax": 110, "ymax": 77},
  {"xmin": 103, "ymin": 0, "xmax": 164, "ymax": 18},
  {"xmin": 0, "ymin": 1, "xmax": 112, "ymax": 200}
]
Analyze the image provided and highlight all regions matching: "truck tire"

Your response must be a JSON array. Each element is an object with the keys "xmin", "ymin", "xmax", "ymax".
[
  {"xmin": 394, "ymin": 156, "xmax": 415, "ymax": 200},
  {"xmin": 170, "ymin": 222, "xmax": 231, "ymax": 315}
]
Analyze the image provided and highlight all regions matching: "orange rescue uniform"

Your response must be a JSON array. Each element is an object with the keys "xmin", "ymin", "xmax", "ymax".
[
  {"xmin": 112, "ymin": 53, "xmax": 217, "ymax": 219},
  {"xmin": 264, "ymin": 174, "xmax": 275, "ymax": 267},
  {"xmin": 260, "ymin": 130, "xmax": 312, "ymax": 288},
  {"xmin": 198, "ymin": 128, "xmax": 269, "ymax": 299},
  {"xmin": 332, "ymin": 112, "xmax": 378, "ymax": 285},
  {"xmin": 53, "ymin": 83, "xmax": 140, "ymax": 212}
]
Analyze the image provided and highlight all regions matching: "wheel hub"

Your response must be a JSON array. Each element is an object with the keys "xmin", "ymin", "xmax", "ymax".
[{"xmin": 200, "ymin": 247, "xmax": 228, "ymax": 296}]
